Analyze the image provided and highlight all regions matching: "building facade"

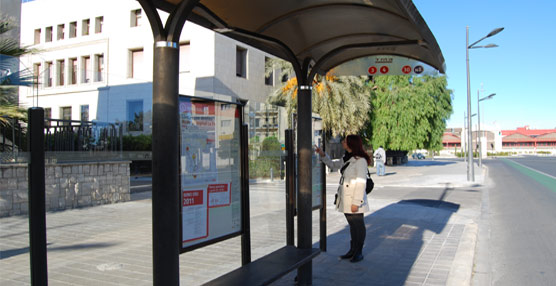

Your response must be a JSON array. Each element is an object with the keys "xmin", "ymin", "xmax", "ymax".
[
  {"xmin": 442, "ymin": 126, "xmax": 556, "ymax": 156},
  {"xmin": 18, "ymin": 0, "xmax": 281, "ymax": 135}
]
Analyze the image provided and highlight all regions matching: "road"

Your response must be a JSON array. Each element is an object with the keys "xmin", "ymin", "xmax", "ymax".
[{"xmin": 476, "ymin": 156, "xmax": 556, "ymax": 285}]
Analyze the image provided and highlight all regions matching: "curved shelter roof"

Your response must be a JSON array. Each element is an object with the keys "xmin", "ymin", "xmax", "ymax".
[{"xmin": 152, "ymin": 0, "xmax": 445, "ymax": 76}]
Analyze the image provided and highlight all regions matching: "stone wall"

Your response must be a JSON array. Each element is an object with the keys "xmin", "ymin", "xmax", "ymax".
[{"xmin": 0, "ymin": 161, "xmax": 131, "ymax": 217}]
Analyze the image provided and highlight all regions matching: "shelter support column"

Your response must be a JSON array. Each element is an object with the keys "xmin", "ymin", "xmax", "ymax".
[
  {"xmin": 297, "ymin": 81, "xmax": 313, "ymax": 285},
  {"xmin": 152, "ymin": 41, "xmax": 180, "ymax": 286},
  {"xmin": 138, "ymin": 1, "xmax": 199, "ymax": 284}
]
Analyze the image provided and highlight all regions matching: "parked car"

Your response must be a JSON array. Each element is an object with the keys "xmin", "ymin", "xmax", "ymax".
[{"xmin": 412, "ymin": 152, "xmax": 425, "ymax": 159}]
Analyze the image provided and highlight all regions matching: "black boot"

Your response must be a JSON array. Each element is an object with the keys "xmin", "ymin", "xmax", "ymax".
[
  {"xmin": 339, "ymin": 241, "xmax": 354, "ymax": 259},
  {"xmin": 350, "ymin": 243, "xmax": 363, "ymax": 263}
]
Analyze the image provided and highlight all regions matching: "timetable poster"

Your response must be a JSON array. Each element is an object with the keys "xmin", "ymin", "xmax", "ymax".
[
  {"xmin": 311, "ymin": 154, "xmax": 323, "ymax": 208},
  {"xmin": 182, "ymin": 188, "xmax": 208, "ymax": 242},
  {"xmin": 208, "ymin": 183, "xmax": 231, "ymax": 207},
  {"xmin": 179, "ymin": 96, "xmax": 243, "ymax": 251}
]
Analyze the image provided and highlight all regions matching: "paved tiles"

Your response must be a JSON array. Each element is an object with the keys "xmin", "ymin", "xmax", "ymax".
[{"xmin": 1, "ymin": 159, "xmax": 483, "ymax": 285}]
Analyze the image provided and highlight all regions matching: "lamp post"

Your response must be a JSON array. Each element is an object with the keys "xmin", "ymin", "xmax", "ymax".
[
  {"xmin": 464, "ymin": 112, "xmax": 476, "ymax": 164},
  {"xmin": 466, "ymin": 26, "xmax": 503, "ymax": 181},
  {"xmin": 478, "ymin": 92, "xmax": 495, "ymax": 167}
]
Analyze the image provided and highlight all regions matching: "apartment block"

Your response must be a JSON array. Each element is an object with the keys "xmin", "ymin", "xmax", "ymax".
[{"xmin": 19, "ymin": 0, "xmax": 280, "ymax": 135}]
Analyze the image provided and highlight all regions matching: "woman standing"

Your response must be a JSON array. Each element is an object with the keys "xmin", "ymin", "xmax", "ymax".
[{"xmin": 315, "ymin": 134, "xmax": 370, "ymax": 263}]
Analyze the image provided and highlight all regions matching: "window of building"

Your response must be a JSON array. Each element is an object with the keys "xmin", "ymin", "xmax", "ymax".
[
  {"xmin": 236, "ymin": 46, "xmax": 247, "ymax": 78},
  {"xmin": 179, "ymin": 42, "xmax": 190, "ymax": 72},
  {"xmin": 33, "ymin": 63, "xmax": 41, "ymax": 86},
  {"xmin": 45, "ymin": 26, "xmax": 52, "ymax": 42},
  {"xmin": 129, "ymin": 49, "xmax": 144, "ymax": 78},
  {"xmin": 264, "ymin": 57, "xmax": 273, "ymax": 86},
  {"xmin": 130, "ymin": 9, "xmax": 141, "ymax": 27},
  {"xmin": 44, "ymin": 107, "xmax": 51, "ymax": 126},
  {"xmin": 45, "ymin": 61, "xmax": 52, "ymax": 87},
  {"xmin": 69, "ymin": 21, "xmax": 77, "ymax": 38},
  {"xmin": 80, "ymin": 105, "xmax": 89, "ymax": 122},
  {"xmin": 221, "ymin": 120, "xmax": 231, "ymax": 127},
  {"xmin": 82, "ymin": 19, "xmax": 90, "ymax": 36},
  {"xmin": 34, "ymin": 29, "xmax": 41, "ymax": 44},
  {"xmin": 127, "ymin": 100, "xmax": 143, "ymax": 131},
  {"xmin": 60, "ymin": 106, "xmax": 72, "ymax": 124},
  {"xmin": 57, "ymin": 24, "xmax": 64, "ymax": 40},
  {"xmin": 81, "ymin": 56, "xmax": 91, "ymax": 83},
  {"xmin": 94, "ymin": 54, "xmax": 104, "ymax": 82},
  {"xmin": 69, "ymin": 58, "xmax": 77, "ymax": 85},
  {"xmin": 95, "ymin": 16, "xmax": 103, "ymax": 33},
  {"xmin": 56, "ymin": 59, "xmax": 65, "ymax": 86}
]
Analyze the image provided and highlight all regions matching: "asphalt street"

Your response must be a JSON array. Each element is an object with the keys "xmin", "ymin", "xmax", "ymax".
[{"xmin": 473, "ymin": 157, "xmax": 556, "ymax": 286}]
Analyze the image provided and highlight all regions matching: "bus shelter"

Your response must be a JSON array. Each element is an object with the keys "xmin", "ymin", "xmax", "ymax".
[
  {"xmin": 27, "ymin": 1, "xmax": 445, "ymax": 285},
  {"xmin": 137, "ymin": 1, "xmax": 445, "ymax": 285}
]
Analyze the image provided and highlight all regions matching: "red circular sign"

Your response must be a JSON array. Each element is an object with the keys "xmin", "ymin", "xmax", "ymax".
[
  {"xmin": 380, "ymin": 66, "xmax": 389, "ymax": 74},
  {"xmin": 368, "ymin": 66, "xmax": 377, "ymax": 74},
  {"xmin": 402, "ymin": 65, "xmax": 412, "ymax": 74}
]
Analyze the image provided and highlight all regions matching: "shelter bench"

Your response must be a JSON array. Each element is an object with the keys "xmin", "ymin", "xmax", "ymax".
[{"xmin": 204, "ymin": 245, "xmax": 320, "ymax": 286}]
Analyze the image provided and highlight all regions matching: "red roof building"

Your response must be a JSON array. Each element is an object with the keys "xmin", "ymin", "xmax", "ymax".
[
  {"xmin": 501, "ymin": 125, "xmax": 556, "ymax": 149},
  {"xmin": 441, "ymin": 125, "xmax": 556, "ymax": 155}
]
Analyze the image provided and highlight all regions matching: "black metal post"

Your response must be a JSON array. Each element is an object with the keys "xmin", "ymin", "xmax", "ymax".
[
  {"xmin": 320, "ymin": 135, "xmax": 326, "ymax": 252},
  {"xmin": 28, "ymin": 107, "xmax": 48, "ymax": 286},
  {"xmin": 285, "ymin": 129, "xmax": 295, "ymax": 246},
  {"xmin": 152, "ymin": 42, "xmax": 180, "ymax": 286},
  {"xmin": 241, "ymin": 124, "xmax": 252, "ymax": 265},
  {"xmin": 297, "ymin": 81, "xmax": 313, "ymax": 285}
]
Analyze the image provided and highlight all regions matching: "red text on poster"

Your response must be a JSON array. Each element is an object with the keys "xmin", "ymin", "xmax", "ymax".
[
  {"xmin": 208, "ymin": 183, "xmax": 231, "ymax": 207},
  {"xmin": 183, "ymin": 190, "xmax": 204, "ymax": 206}
]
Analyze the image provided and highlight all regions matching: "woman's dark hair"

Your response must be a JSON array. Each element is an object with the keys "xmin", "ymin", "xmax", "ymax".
[{"xmin": 346, "ymin": 134, "xmax": 371, "ymax": 165}]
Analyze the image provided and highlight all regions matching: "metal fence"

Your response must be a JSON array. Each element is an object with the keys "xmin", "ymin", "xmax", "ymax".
[
  {"xmin": 45, "ymin": 118, "xmax": 123, "ymax": 152},
  {"xmin": 0, "ymin": 117, "xmax": 26, "ymax": 163},
  {"xmin": 0, "ymin": 116, "xmax": 123, "ymax": 163}
]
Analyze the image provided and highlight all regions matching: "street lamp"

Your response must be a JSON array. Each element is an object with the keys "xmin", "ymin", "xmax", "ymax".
[
  {"xmin": 466, "ymin": 26, "xmax": 503, "ymax": 181},
  {"xmin": 463, "ymin": 112, "xmax": 476, "ymax": 164},
  {"xmin": 478, "ymin": 92, "xmax": 495, "ymax": 167}
]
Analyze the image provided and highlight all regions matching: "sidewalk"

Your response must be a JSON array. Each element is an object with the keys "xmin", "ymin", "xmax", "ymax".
[
  {"xmin": 271, "ymin": 158, "xmax": 485, "ymax": 285},
  {"xmin": 0, "ymin": 159, "xmax": 486, "ymax": 285}
]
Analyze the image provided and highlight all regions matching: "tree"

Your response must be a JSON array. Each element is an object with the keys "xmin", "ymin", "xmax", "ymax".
[
  {"xmin": 265, "ymin": 58, "xmax": 453, "ymax": 152},
  {"xmin": 266, "ymin": 58, "xmax": 370, "ymax": 137},
  {"xmin": 367, "ymin": 75, "xmax": 452, "ymax": 151},
  {"xmin": 0, "ymin": 15, "xmax": 35, "ymax": 126}
]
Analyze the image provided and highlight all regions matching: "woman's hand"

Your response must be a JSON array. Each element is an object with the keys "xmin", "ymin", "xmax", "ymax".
[
  {"xmin": 351, "ymin": 204, "xmax": 359, "ymax": 212},
  {"xmin": 314, "ymin": 145, "xmax": 325, "ymax": 157}
]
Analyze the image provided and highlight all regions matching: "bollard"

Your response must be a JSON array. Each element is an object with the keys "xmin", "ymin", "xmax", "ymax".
[{"xmin": 270, "ymin": 167, "xmax": 273, "ymax": 181}]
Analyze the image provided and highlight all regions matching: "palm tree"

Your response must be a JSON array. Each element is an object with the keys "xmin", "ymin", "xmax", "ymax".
[
  {"xmin": 265, "ymin": 58, "xmax": 371, "ymax": 137},
  {"xmin": 1, "ymin": 15, "xmax": 35, "ymax": 126}
]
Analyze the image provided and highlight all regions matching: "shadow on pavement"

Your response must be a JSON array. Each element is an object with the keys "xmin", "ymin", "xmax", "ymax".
[
  {"xmin": 300, "ymin": 199, "xmax": 460, "ymax": 285},
  {"xmin": 0, "ymin": 246, "xmax": 30, "ymax": 260},
  {"xmin": 1, "ymin": 242, "xmax": 117, "ymax": 260},
  {"xmin": 404, "ymin": 160, "xmax": 457, "ymax": 167},
  {"xmin": 369, "ymin": 171, "xmax": 398, "ymax": 176},
  {"xmin": 48, "ymin": 242, "xmax": 118, "ymax": 252}
]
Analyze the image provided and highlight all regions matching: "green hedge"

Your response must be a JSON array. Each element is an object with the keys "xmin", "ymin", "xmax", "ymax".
[{"xmin": 122, "ymin": 134, "xmax": 152, "ymax": 151}]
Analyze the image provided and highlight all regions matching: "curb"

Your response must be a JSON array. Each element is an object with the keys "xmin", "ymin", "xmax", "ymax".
[{"xmin": 447, "ymin": 223, "xmax": 478, "ymax": 286}]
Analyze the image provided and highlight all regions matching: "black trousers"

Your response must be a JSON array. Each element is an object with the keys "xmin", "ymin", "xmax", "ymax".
[{"xmin": 344, "ymin": 213, "xmax": 366, "ymax": 253}]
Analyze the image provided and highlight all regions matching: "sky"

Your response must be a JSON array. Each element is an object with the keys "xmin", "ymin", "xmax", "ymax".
[{"xmin": 413, "ymin": 0, "xmax": 556, "ymax": 131}]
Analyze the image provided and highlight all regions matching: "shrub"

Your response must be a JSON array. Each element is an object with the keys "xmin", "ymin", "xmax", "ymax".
[{"xmin": 122, "ymin": 134, "xmax": 152, "ymax": 151}]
